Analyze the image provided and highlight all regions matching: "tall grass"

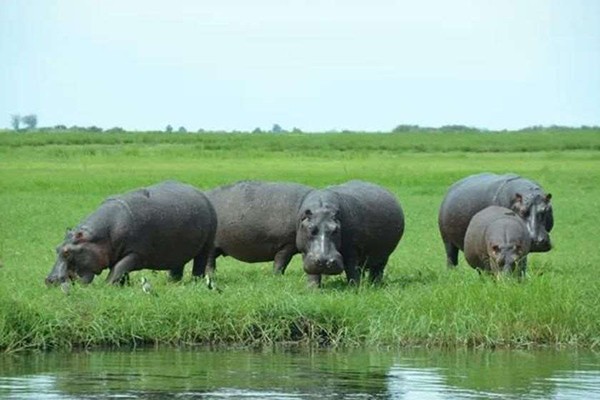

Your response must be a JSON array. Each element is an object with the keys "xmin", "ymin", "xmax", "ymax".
[{"xmin": 1, "ymin": 130, "xmax": 599, "ymax": 351}]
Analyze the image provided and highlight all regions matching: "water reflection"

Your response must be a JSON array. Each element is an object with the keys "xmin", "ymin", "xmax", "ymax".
[{"xmin": 0, "ymin": 348, "xmax": 599, "ymax": 399}]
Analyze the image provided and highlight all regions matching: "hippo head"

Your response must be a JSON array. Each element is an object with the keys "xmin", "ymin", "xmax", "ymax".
[
  {"xmin": 486, "ymin": 240, "xmax": 530, "ymax": 276},
  {"xmin": 296, "ymin": 206, "xmax": 344, "ymax": 276},
  {"xmin": 45, "ymin": 228, "xmax": 109, "ymax": 286},
  {"xmin": 511, "ymin": 192, "xmax": 553, "ymax": 252}
]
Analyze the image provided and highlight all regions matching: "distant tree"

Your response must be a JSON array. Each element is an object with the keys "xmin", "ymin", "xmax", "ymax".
[
  {"xmin": 439, "ymin": 125, "xmax": 477, "ymax": 132},
  {"xmin": 177, "ymin": 126, "xmax": 187, "ymax": 133},
  {"xmin": 86, "ymin": 126, "xmax": 103, "ymax": 132},
  {"xmin": 271, "ymin": 124, "xmax": 283, "ymax": 133},
  {"xmin": 53, "ymin": 124, "xmax": 67, "ymax": 130},
  {"xmin": 392, "ymin": 124, "xmax": 420, "ymax": 133},
  {"xmin": 292, "ymin": 127, "xmax": 303, "ymax": 133},
  {"xmin": 197, "ymin": 128, "xmax": 205, "ymax": 133},
  {"xmin": 252, "ymin": 127, "xmax": 263, "ymax": 134},
  {"xmin": 21, "ymin": 114, "xmax": 38, "ymax": 130},
  {"xmin": 106, "ymin": 127, "xmax": 124, "ymax": 133},
  {"xmin": 10, "ymin": 114, "xmax": 21, "ymax": 130},
  {"xmin": 165, "ymin": 124, "xmax": 173, "ymax": 133}
]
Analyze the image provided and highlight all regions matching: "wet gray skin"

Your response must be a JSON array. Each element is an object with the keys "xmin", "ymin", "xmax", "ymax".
[
  {"xmin": 439, "ymin": 173, "xmax": 553, "ymax": 267},
  {"xmin": 205, "ymin": 180, "xmax": 314, "ymax": 275},
  {"xmin": 296, "ymin": 180, "xmax": 405, "ymax": 287},
  {"xmin": 464, "ymin": 206, "xmax": 532, "ymax": 277},
  {"xmin": 45, "ymin": 181, "xmax": 217, "ymax": 286}
]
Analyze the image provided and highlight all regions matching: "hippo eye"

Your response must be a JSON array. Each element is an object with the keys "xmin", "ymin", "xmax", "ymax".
[
  {"xmin": 310, "ymin": 226, "xmax": 319, "ymax": 236},
  {"xmin": 515, "ymin": 244, "xmax": 521, "ymax": 252},
  {"xmin": 492, "ymin": 245, "xmax": 500, "ymax": 254}
]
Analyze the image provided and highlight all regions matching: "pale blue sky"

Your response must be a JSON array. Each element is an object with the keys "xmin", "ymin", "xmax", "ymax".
[{"xmin": 1, "ymin": 1, "xmax": 599, "ymax": 131}]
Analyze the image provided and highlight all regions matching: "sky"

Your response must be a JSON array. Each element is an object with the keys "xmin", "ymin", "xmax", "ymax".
[{"xmin": 1, "ymin": 0, "xmax": 599, "ymax": 132}]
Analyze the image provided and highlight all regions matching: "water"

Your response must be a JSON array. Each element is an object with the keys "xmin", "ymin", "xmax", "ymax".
[{"xmin": 1, "ymin": 348, "xmax": 599, "ymax": 399}]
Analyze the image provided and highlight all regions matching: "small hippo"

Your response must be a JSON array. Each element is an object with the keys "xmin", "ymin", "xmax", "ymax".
[
  {"xmin": 296, "ymin": 180, "xmax": 404, "ymax": 286},
  {"xmin": 438, "ymin": 173, "xmax": 553, "ymax": 267},
  {"xmin": 464, "ymin": 206, "xmax": 531, "ymax": 276},
  {"xmin": 205, "ymin": 180, "xmax": 314, "ymax": 274},
  {"xmin": 45, "ymin": 181, "xmax": 217, "ymax": 286}
]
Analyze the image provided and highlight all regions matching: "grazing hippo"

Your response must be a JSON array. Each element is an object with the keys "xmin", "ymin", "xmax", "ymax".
[
  {"xmin": 464, "ymin": 206, "xmax": 531, "ymax": 277},
  {"xmin": 45, "ymin": 181, "xmax": 217, "ymax": 286},
  {"xmin": 296, "ymin": 180, "xmax": 404, "ymax": 286},
  {"xmin": 205, "ymin": 180, "xmax": 314, "ymax": 274},
  {"xmin": 438, "ymin": 173, "xmax": 553, "ymax": 267}
]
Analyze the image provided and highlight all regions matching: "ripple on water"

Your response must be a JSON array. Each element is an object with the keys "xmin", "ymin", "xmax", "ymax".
[{"xmin": 0, "ymin": 350, "xmax": 599, "ymax": 400}]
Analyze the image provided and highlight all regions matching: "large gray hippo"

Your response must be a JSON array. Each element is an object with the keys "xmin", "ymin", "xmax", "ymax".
[
  {"xmin": 205, "ymin": 180, "xmax": 314, "ymax": 274},
  {"xmin": 296, "ymin": 180, "xmax": 404, "ymax": 286},
  {"xmin": 438, "ymin": 173, "xmax": 553, "ymax": 267},
  {"xmin": 464, "ymin": 206, "xmax": 531, "ymax": 277},
  {"xmin": 45, "ymin": 181, "xmax": 217, "ymax": 285}
]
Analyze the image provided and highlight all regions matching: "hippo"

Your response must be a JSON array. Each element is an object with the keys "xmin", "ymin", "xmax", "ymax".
[
  {"xmin": 438, "ymin": 173, "xmax": 553, "ymax": 267},
  {"xmin": 45, "ymin": 181, "xmax": 217, "ymax": 286},
  {"xmin": 205, "ymin": 180, "xmax": 314, "ymax": 274},
  {"xmin": 464, "ymin": 206, "xmax": 532, "ymax": 277},
  {"xmin": 296, "ymin": 180, "xmax": 404, "ymax": 286}
]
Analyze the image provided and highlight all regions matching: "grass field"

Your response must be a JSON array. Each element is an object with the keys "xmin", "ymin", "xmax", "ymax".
[{"xmin": 1, "ymin": 129, "xmax": 599, "ymax": 352}]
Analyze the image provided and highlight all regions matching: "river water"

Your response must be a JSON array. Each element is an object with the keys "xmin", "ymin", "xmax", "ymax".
[{"xmin": 1, "ymin": 348, "xmax": 599, "ymax": 399}]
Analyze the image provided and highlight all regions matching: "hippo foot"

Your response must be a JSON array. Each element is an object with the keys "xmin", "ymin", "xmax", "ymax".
[{"xmin": 306, "ymin": 274, "xmax": 322, "ymax": 288}]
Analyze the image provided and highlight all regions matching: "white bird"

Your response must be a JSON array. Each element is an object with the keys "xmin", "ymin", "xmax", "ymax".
[
  {"xmin": 205, "ymin": 275, "xmax": 222, "ymax": 293},
  {"xmin": 141, "ymin": 277, "xmax": 153, "ymax": 294},
  {"xmin": 60, "ymin": 280, "xmax": 71, "ymax": 295}
]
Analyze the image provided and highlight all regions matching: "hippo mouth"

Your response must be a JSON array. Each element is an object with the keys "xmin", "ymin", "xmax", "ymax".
[
  {"xmin": 45, "ymin": 273, "xmax": 72, "ymax": 286},
  {"xmin": 302, "ymin": 254, "xmax": 344, "ymax": 275},
  {"xmin": 530, "ymin": 239, "xmax": 552, "ymax": 253}
]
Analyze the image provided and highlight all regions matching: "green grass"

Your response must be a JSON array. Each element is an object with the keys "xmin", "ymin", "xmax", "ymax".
[{"xmin": 1, "ymin": 130, "xmax": 599, "ymax": 352}]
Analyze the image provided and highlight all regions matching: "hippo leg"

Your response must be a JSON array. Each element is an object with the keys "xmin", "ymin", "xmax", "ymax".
[
  {"xmin": 192, "ymin": 241, "xmax": 214, "ymax": 278},
  {"xmin": 169, "ymin": 265, "xmax": 185, "ymax": 282},
  {"xmin": 517, "ymin": 257, "xmax": 528, "ymax": 280},
  {"xmin": 106, "ymin": 253, "xmax": 140, "ymax": 284},
  {"xmin": 368, "ymin": 259, "xmax": 388, "ymax": 284},
  {"xmin": 344, "ymin": 257, "xmax": 361, "ymax": 286},
  {"xmin": 306, "ymin": 274, "xmax": 322, "ymax": 287},
  {"xmin": 205, "ymin": 247, "xmax": 223, "ymax": 275},
  {"xmin": 444, "ymin": 241, "xmax": 459, "ymax": 268},
  {"xmin": 273, "ymin": 245, "xmax": 296, "ymax": 275},
  {"xmin": 117, "ymin": 273, "xmax": 130, "ymax": 286}
]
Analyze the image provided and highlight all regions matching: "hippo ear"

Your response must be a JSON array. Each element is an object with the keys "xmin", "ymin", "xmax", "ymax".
[
  {"xmin": 514, "ymin": 193, "xmax": 523, "ymax": 204},
  {"xmin": 73, "ymin": 230, "xmax": 88, "ymax": 243},
  {"xmin": 301, "ymin": 209, "xmax": 312, "ymax": 221},
  {"xmin": 545, "ymin": 193, "xmax": 552, "ymax": 203}
]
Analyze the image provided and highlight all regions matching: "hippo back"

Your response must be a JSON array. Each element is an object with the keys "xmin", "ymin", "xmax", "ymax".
[
  {"xmin": 207, "ymin": 180, "xmax": 313, "ymax": 262},
  {"xmin": 107, "ymin": 181, "xmax": 216, "ymax": 268}
]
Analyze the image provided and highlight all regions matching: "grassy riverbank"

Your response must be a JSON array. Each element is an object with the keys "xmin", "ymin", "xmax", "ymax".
[{"xmin": 1, "ymin": 129, "xmax": 599, "ymax": 351}]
